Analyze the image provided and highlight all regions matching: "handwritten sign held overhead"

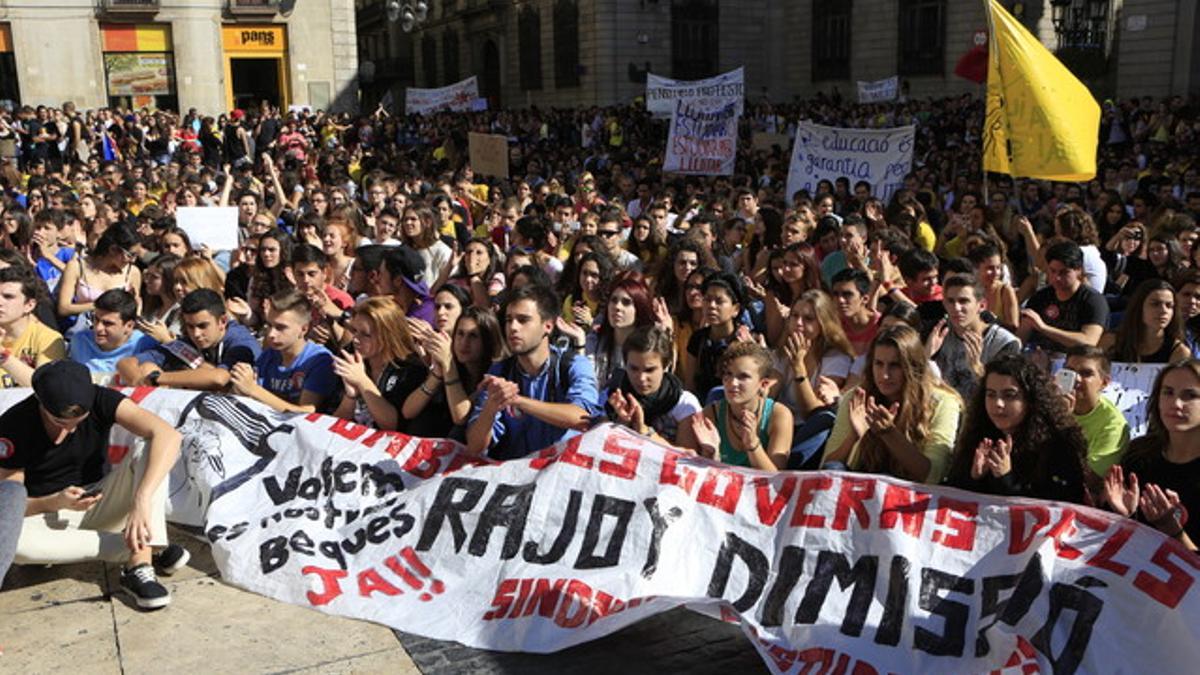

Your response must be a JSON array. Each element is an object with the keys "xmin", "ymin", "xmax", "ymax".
[
  {"xmin": 176, "ymin": 206, "xmax": 240, "ymax": 252},
  {"xmin": 469, "ymin": 132, "xmax": 510, "ymax": 179},
  {"xmin": 785, "ymin": 121, "xmax": 914, "ymax": 202}
]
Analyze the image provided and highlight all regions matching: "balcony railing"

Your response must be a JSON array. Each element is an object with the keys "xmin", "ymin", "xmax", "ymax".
[
  {"xmin": 101, "ymin": 0, "xmax": 160, "ymax": 14},
  {"xmin": 228, "ymin": 0, "xmax": 281, "ymax": 16}
]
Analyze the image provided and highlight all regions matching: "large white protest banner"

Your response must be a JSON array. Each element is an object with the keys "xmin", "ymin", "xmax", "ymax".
[
  {"xmin": 645, "ymin": 67, "xmax": 744, "ymax": 119},
  {"xmin": 785, "ymin": 121, "xmax": 915, "ymax": 202},
  {"xmin": 857, "ymin": 76, "xmax": 900, "ymax": 103},
  {"xmin": 4, "ymin": 386, "xmax": 1197, "ymax": 674},
  {"xmin": 405, "ymin": 76, "xmax": 479, "ymax": 115},
  {"xmin": 663, "ymin": 99, "xmax": 738, "ymax": 176}
]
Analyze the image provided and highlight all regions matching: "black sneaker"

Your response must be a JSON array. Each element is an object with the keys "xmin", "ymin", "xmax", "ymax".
[
  {"xmin": 153, "ymin": 543, "xmax": 190, "ymax": 576},
  {"xmin": 120, "ymin": 563, "xmax": 170, "ymax": 610}
]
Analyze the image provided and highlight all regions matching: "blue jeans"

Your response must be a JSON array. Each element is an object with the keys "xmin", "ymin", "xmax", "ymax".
[{"xmin": 787, "ymin": 409, "xmax": 837, "ymax": 470}]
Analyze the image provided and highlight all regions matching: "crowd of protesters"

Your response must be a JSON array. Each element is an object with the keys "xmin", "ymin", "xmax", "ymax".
[{"xmin": 0, "ymin": 92, "xmax": 1199, "ymax": 610}]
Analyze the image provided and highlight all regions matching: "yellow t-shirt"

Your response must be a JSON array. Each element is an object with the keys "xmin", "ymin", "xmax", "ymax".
[
  {"xmin": 914, "ymin": 221, "xmax": 937, "ymax": 252},
  {"xmin": 823, "ymin": 385, "xmax": 962, "ymax": 484},
  {"xmin": 2, "ymin": 319, "xmax": 67, "ymax": 388}
]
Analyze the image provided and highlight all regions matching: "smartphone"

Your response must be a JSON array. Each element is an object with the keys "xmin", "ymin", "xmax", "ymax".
[
  {"xmin": 1054, "ymin": 369, "xmax": 1079, "ymax": 394},
  {"xmin": 81, "ymin": 485, "xmax": 103, "ymax": 499}
]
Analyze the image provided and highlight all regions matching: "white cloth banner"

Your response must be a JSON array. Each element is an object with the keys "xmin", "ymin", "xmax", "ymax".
[
  {"xmin": 645, "ymin": 67, "xmax": 744, "ymax": 119},
  {"xmin": 785, "ymin": 121, "xmax": 915, "ymax": 202},
  {"xmin": 5, "ymin": 387, "xmax": 1200, "ymax": 674},
  {"xmin": 857, "ymin": 76, "xmax": 900, "ymax": 103},
  {"xmin": 405, "ymin": 77, "xmax": 479, "ymax": 115},
  {"xmin": 662, "ymin": 98, "xmax": 738, "ymax": 176}
]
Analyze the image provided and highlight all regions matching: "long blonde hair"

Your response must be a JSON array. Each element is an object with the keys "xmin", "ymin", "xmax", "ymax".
[
  {"xmin": 352, "ymin": 296, "xmax": 416, "ymax": 363},
  {"xmin": 855, "ymin": 325, "xmax": 949, "ymax": 478},
  {"xmin": 174, "ymin": 256, "xmax": 224, "ymax": 294},
  {"xmin": 795, "ymin": 290, "xmax": 855, "ymax": 360}
]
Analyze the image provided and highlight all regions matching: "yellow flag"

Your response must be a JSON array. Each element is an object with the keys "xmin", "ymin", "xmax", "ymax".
[{"xmin": 982, "ymin": 0, "xmax": 1100, "ymax": 181}]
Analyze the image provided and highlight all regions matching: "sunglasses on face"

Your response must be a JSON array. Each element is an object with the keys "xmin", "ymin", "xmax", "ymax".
[{"xmin": 599, "ymin": 230, "xmax": 620, "ymax": 238}]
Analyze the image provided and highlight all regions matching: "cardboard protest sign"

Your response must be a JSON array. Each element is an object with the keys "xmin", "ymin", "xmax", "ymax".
[
  {"xmin": 663, "ymin": 99, "xmax": 738, "ymax": 176},
  {"xmin": 857, "ymin": 76, "xmax": 900, "ymax": 103},
  {"xmin": 752, "ymin": 132, "xmax": 791, "ymax": 152},
  {"xmin": 469, "ymin": 132, "xmax": 510, "ymax": 179},
  {"xmin": 405, "ymin": 76, "xmax": 479, "ymax": 115},
  {"xmin": 7, "ymin": 386, "xmax": 1194, "ymax": 674},
  {"xmin": 785, "ymin": 121, "xmax": 914, "ymax": 202},
  {"xmin": 176, "ymin": 206, "xmax": 239, "ymax": 252},
  {"xmin": 646, "ymin": 67, "xmax": 744, "ymax": 119}
]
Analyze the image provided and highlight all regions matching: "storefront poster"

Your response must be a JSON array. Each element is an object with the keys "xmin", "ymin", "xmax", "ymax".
[{"xmin": 105, "ymin": 53, "xmax": 171, "ymax": 97}]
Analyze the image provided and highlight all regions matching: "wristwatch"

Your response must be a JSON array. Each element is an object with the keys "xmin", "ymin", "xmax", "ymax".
[{"xmin": 147, "ymin": 370, "xmax": 162, "ymax": 386}]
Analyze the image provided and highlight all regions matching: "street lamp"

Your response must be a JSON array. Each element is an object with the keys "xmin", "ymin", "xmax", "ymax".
[{"xmin": 386, "ymin": 0, "xmax": 430, "ymax": 32}]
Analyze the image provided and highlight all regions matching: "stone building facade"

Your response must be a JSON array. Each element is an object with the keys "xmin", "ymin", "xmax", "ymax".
[
  {"xmin": 0, "ymin": 0, "xmax": 359, "ymax": 114},
  {"xmin": 362, "ymin": 0, "xmax": 1199, "ymax": 111}
]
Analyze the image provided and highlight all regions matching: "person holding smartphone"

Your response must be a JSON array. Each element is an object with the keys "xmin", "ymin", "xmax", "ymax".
[{"xmin": 0, "ymin": 360, "xmax": 186, "ymax": 609}]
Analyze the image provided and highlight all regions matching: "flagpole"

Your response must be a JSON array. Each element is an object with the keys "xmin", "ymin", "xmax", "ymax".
[{"xmin": 981, "ymin": 0, "xmax": 994, "ymax": 203}]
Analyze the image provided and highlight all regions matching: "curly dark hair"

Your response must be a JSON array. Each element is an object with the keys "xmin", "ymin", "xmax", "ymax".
[{"xmin": 946, "ymin": 353, "xmax": 1088, "ymax": 498}]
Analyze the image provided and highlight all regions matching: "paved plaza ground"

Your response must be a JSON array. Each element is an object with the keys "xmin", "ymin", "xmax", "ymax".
[{"xmin": 1, "ymin": 526, "xmax": 766, "ymax": 674}]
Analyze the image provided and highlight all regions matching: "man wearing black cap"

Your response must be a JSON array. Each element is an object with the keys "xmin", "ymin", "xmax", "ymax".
[
  {"xmin": 378, "ymin": 246, "xmax": 436, "ymax": 327},
  {"xmin": 0, "ymin": 361, "xmax": 185, "ymax": 610}
]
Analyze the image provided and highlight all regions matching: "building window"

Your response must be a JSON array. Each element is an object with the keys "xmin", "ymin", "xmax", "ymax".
[
  {"xmin": 0, "ymin": 25, "xmax": 18, "ymax": 107},
  {"xmin": 812, "ymin": 0, "xmax": 850, "ymax": 81},
  {"xmin": 422, "ymin": 34, "xmax": 437, "ymax": 87},
  {"xmin": 671, "ymin": 0, "xmax": 719, "ymax": 80},
  {"xmin": 519, "ymin": 7, "xmax": 542, "ymax": 90},
  {"xmin": 443, "ymin": 30, "xmax": 460, "ymax": 83},
  {"xmin": 898, "ymin": 0, "xmax": 945, "ymax": 76},
  {"xmin": 553, "ymin": 0, "xmax": 580, "ymax": 88}
]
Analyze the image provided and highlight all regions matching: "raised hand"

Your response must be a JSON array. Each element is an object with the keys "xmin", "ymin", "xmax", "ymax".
[
  {"xmin": 864, "ymin": 395, "xmax": 899, "ymax": 434},
  {"xmin": 961, "ymin": 326, "xmax": 984, "ymax": 374},
  {"xmin": 608, "ymin": 390, "xmax": 632, "ymax": 426},
  {"xmin": 1140, "ymin": 484, "xmax": 1186, "ymax": 536},
  {"xmin": 1102, "ymin": 465, "xmax": 1139, "ymax": 518},
  {"xmin": 688, "ymin": 411, "xmax": 721, "ymax": 459},
  {"xmin": 783, "ymin": 332, "xmax": 810, "ymax": 375},
  {"xmin": 926, "ymin": 318, "xmax": 949, "ymax": 359},
  {"xmin": 229, "ymin": 362, "xmax": 257, "ymax": 396},
  {"xmin": 986, "ymin": 435, "xmax": 1013, "ymax": 477},
  {"xmin": 571, "ymin": 302, "xmax": 593, "ymax": 327},
  {"xmin": 426, "ymin": 330, "xmax": 453, "ymax": 376},
  {"xmin": 332, "ymin": 349, "xmax": 370, "ymax": 392},
  {"xmin": 735, "ymin": 323, "xmax": 754, "ymax": 344},
  {"xmin": 814, "ymin": 376, "xmax": 840, "ymax": 407},
  {"xmin": 847, "ymin": 388, "xmax": 870, "ymax": 439},
  {"xmin": 651, "ymin": 297, "xmax": 674, "ymax": 334},
  {"xmin": 623, "ymin": 392, "xmax": 647, "ymax": 434},
  {"xmin": 136, "ymin": 317, "xmax": 173, "ymax": 344},
  {"xmin": 971, "ymin": 439, "xmax": 993, "ymax": 480},
  {"xmin": 555, "ymin": 316, "xmax": 586, "ymax": 347}
]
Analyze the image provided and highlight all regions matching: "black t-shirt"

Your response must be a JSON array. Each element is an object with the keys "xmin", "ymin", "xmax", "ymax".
[
  {"xmin": 1123, "ymin": 447, "xmax": 1200, "ymax": 544},
  {"xmin": 0, "ymin": 387, "xmax": 126, "ymax": 497},
  {"xmin": 383, "ymin": 357, "xmax": 454, "ymax": 438},
  {"xmin": 687, "ymin": 326, "xmax": 734, "ymax": 400},
  {"xmin": 257, "ymin": 117, "xmax": 281, "ymax": 149},
  {"xmin": 1025, "ymin": 284, "xmax": 1109, "ymax": 353}
]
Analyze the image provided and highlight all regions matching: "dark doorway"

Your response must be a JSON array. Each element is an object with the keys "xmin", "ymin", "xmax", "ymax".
[
  {"xmin": 481, "ymin": 39, "xmax": 501, "ymax": 109},
  {"xmin": 230, "ymin": 58, "xmax": 281, "ymax": 110},
  {"xmin": 671, "ymin": 0, "xmax": 719, "ymax": 80}
]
